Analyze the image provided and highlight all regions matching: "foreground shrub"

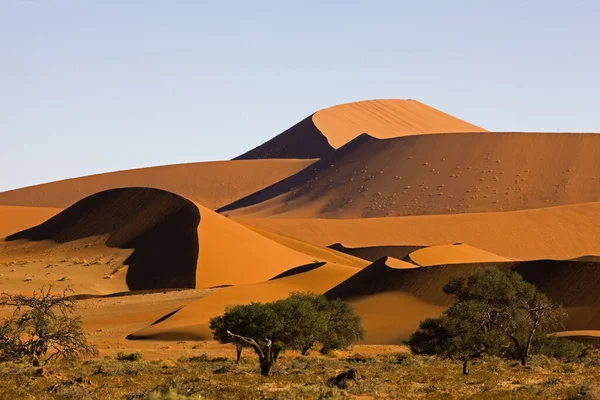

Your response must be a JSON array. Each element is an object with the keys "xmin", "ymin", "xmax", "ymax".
[
  {"xmin": 209, "ymin": 292, "xmax": 363, "ymax": 376},
  {"xmin": 0, "ymin": 286, "xmax": 97, "ymax": 365},
  {"xmin": 531, "ymin": 334, "xmax": 585, "ymax": 360},
  {"xmin": 409, "ymin": 268, "xmax": 565, "ymax": 374}
]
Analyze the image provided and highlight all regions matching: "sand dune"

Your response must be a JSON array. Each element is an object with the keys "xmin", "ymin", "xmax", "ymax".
[
  {"xmin": 0, "ymin": 205, "xmax": 61, "ymax": 238},
  {"xmin": 407, "ymin": 244, "xmax": 511, "ymax": 266},
  {"xmin": 325, "ymin": 257, "xmax": 600, "ymax": 340},
  {"xmin": 223, "ymin": 132, "xmax": 600, "ymax": 218},
  {"xmin": 4, "ymin": 187, "xmax": 315, "ymax": 291},
  {"xmin": 236, "ymin": 99, "xmax": 486, "ymax": 159},
  {"xmin": 7, "ymin": 187, "xmax": 202, "ymax": 290},
  {"xmin": 237, "ymin": 201, "xmax": 600, "ymax": 260},
  {"xmin": 129, "ymin": 262, "xmax": 359, "ymax": 341},
  {"xmin": 0, "ymin": 159, "xmax": 314, "ymax": 209},
  {"xmin": 348, "ymin": 292, "xmax": 444, "ymax": 344}
]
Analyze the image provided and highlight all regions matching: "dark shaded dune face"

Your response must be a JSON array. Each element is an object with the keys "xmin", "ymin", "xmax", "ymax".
[
  {"xmin": 223, "ymin": 132, "xmax": 600, "ymax": 218},
  {"xmin": 219, "ymin": 133, "xmax": 376, "ymax": 213},
  {"xmin": 234, "ymin": 115, "xmax": 334, "ymax": 159},
  {"xmin": 269, "ymin": 261, "xmax": 327, "ymax": 280},
  {"xmin": 7, "ymin": 188, "xmax": 200, "ymax": 290},
  {"xmin": 326, "ymin": 258, "xmax": 600, "ymax": 329},
  {"xmin": 328, "ymin": 243, "xmax": 424, "ymax": 262}
]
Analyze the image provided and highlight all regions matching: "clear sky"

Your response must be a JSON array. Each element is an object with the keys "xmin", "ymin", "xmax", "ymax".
[{"xmin": 1, "ymin": 1, "xmax": 599, "ymax": 192}]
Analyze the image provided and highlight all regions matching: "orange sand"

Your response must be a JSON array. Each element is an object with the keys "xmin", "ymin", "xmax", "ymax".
[{"xmin": 0, "ymin": 159, "xmax": 314, "ymax": 209}]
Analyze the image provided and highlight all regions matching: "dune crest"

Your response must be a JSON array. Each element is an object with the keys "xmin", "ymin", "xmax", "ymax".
[
  {"xmin": 0, "ymin": 159, "xmax": 314, "ymax": 209},
  {"xmin": 235, "ymin": 99, "xmax": 486, "ymax": 159}
]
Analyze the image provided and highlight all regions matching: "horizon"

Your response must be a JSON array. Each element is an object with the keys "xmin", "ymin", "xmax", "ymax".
[{"xmin": 2, "ymin": 1, "xmax": 600, "ymax": 191}]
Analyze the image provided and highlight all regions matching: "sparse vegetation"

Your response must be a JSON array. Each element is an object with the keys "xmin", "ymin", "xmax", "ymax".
[
  {"xmin": 409, "ymin": 268, "xmax": 578, "ymax": 374},
  {"xmin": 0, "ymin": 286, "xmax": 97, "ymax": 365},
  {"xmin": 209, "ymin": 292, "xmax": 364, "ymax": 375},
  {"xmin": 0, "ymin": 348, "xmax": 599, "ymax": 399}
]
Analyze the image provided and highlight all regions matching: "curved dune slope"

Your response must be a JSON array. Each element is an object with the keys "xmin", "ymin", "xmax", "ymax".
[
  {"xmin": 235, "ymin": 99, "xmax": 486, "ymax": 159},
  {"xmin": 313, "ymin": 99, "xmax": 487, "ymax": 148},
  {"xmin": 5, "ymin": 188, "xmax": 315, "ymax": 291},
  {"xmin": 408, "ymin": 244, "xmax": 511, "ymax": 266},
  {"xmin": 0, "ymin": 159, "xmax": 314, "ymax": 209},
  {"xmin": 324, "ymin": 257, "xmax": 600, "ymax": 342},
  {"xmin": 129, "ymin": 262, "xmax": 359, "ymax": 340},
  {"xmin": 223, "ymin": 132, "xmax": 600, "ymax": 218},
  {"xmin": 237, "ymin": 201, "xmax": 600, "ymax": 261},
  {"xmin": 7, "ymin": 188, "xmax": 201, "ymax": 290},
  {"xmin": 0, "ymin": 205, "xmax": 61, "ymax": 238}
]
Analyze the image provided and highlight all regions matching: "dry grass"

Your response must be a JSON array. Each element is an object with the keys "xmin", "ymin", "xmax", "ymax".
[{"xmin": 1, "ymin": 351, "xmax": 600, "ymax": 399}]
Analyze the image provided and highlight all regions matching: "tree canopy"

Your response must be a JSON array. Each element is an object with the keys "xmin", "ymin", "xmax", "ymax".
[
  {"xmin": 0, "ymin": 287, "xmax": 97, "ymax": 365},
  {"xmin": 209, "ymin": 292, "xmax": 364, "ymax": 375},
  {"xmin": 408, "ymin": 268, "xmax": 576, "ymax": 374}
]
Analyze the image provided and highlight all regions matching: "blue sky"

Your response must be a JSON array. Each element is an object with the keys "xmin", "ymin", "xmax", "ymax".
[{"xmin": 1, "ymin": 1, "xmax": 599, "ymax": 191}]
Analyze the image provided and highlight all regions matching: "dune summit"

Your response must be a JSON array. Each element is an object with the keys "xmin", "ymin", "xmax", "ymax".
[{"xmin": 235, "ymin": 99, "xmax": 487, "ymax": 159}]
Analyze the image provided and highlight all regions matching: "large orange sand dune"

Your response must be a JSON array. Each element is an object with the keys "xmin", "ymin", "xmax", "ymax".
[
  {"xmin": 237, "ymin": 201, "xmax": 600, "ymax": 260},
  {"xmin": 224, "ymin": 132, "xmax": 600, "ymax": 218},
  {"xmin": 4, "ymin": 187, "xmax": 319, "ymax": 292},
  {"xmin": 235, "ymin": 99, "xmax": 486, "ymax": 159},
  {"xmin": 0, "ymin": 159, "xmax": 314, "ymax": 209}
]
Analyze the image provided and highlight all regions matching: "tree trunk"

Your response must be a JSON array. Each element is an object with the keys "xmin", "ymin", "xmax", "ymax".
[
  {"xmin": 522, "ymin": 327, "xmax": 536, "ymax": 366},
  {"xmin": 235, "ymin": 342, "xmax": 243, "ymax": 364},
  {"xmin": 462, "ymin": 358, "xmax": 470, "ymax": 375},
  {"xmin": 259, "ymin": 356, "xmax": 273, "ymax": 376}
]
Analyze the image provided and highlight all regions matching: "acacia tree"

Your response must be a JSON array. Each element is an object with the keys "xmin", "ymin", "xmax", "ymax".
[
  {"xmin": 0, "ymin": 287, "xmax": 97, "ymax": 365},
  {"xmin": 444, "ymin": 268, "xmax": 565, "ymax": 366},
  {"xmin": 209, "ymin": 293, "xmax": 364, "ymax": 375},
  {"xmin": 409, "ymin": 268, "xmax": 567, "ymax": 373},
  {"xmin": 409, "ymin": 301, "xmax": 507, "ymax": 374}
]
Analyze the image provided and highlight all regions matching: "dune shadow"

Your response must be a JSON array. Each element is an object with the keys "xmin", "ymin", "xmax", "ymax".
[
  {"xmin": 325, "ymin": 257, "xmax": 600, "ymax": 310},
  {"xmin": 7, "ymin": 187, "xmax": 200, "ymax": 290},
  {"xmin": 328, "ymin": 243, "xmax": 425, "ymax": 262},
  {"xmin": 269, "ymin": 261, "xmax": 327, "ymax": 281},
  {"xmin": 234, "ymin": 115, "xmax": 333, "ymax": 160},
  {"xmin": 220, "ymin": 133, "xmax": 376, "ymax": 214}
]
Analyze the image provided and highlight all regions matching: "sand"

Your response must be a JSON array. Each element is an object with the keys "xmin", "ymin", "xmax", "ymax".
[
  {"xmin": 236, "ymin": 99, "xmax": 486, "ymax": 159},
  {"xmin": 237, "ymin": 201, "xmax": 600, "ymax": 260},
  {"xmin": 0, "ymin": 205, "xmax": 61, "ymax": 238},
  {"xmin": 223, "ymin": 132, "xmax": 600, "ymax": 218},
  {"xmin": 407, "ymin": 244, "xmax": 511, "ymax": 266},
  {"xmin": 2, "ymin": 187, "xmax": 318, "ymax": 291},
  {"xmin": 0, "ymin": 159, "xmax": 314, "ymax": 209},
  {"xmin": 130, "ymin": 262, "xmax": 359, "ymax": 341}
]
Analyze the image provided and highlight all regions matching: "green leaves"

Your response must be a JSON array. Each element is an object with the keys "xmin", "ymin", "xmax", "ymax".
[
  {"xmin": 209, "ymin": 292, "xmax": 364, "ymax": 357},
  {"xmin": 410, "ymin": 268, "xmax": 567, "ymax": 370}
]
